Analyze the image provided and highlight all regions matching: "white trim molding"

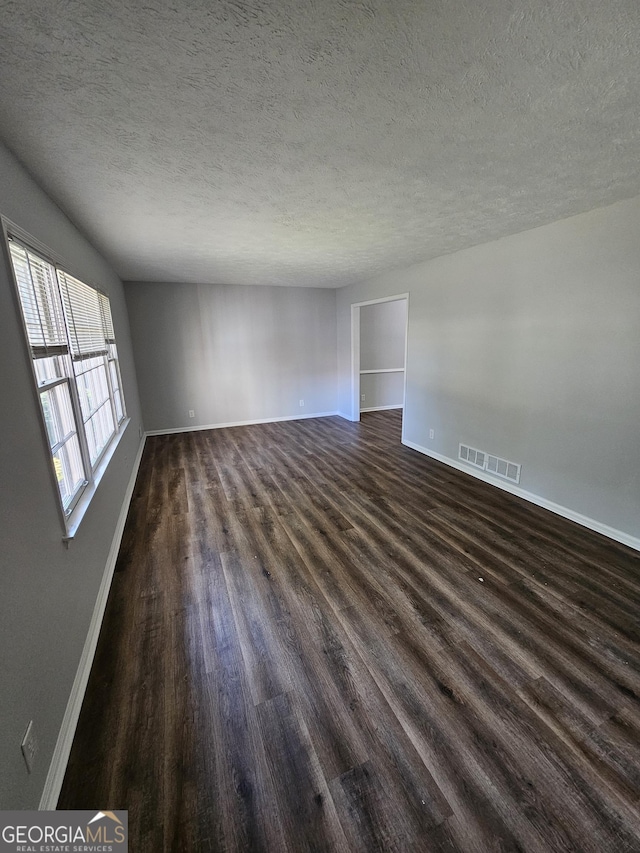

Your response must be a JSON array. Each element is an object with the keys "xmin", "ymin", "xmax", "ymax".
[
  {"xmin": 403, "ymin": 439, "xmax": 640, "ymax": 553},
  {"xmin": 350, "ymin": 293, "xmax": 409, "ymax": 424},
  {"xmin": 360, "ymin": 405, "xmax": 403, "ymax": 413},
  {"xmin": 146, "ymin": 410, "xmax": 340, "ymax": 437},
  {"xmin": 39, "ymin": 434, "xmax": 147, "ymax": 810}
]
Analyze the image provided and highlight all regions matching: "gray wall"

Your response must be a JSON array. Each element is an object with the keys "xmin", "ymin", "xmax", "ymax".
[
  {"xmin": 360, "ymin": 371, "xmax": 404, "ymax": 410},
  {"xmin": 0, "ymin": 143, "xmax": 143, "ymax": 808},
  {"xmin": 359, "ymin": 299, "xmax": 406, "ymax": 410},
  {"xmin": 360, "ymin": 300, "xmax": 407, "ymax": 370},
  {"xmin": 338, "ymin": 196, "xmax": 640, "ymax": 542},
  {"xmin": 125, "ymin": 281, "xmax": 337, "ymax": 432}
]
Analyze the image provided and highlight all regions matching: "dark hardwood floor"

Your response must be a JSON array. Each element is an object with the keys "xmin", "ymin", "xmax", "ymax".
[{"xmin": 58, "ymin": 410, "xmax": 640, "ymax": 852}]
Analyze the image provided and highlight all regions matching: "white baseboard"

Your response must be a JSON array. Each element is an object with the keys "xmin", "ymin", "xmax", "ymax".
[
  {"xmin": 39, "ymin": 435, "xmax": 147, "ymax": 810},
  {"xmin": 360, "ymin": 405, "xmax": 403, "ymax": 413},
  {"xmin": 146, "ymin": 411, "xmax": 340, "ymax": 436},
  {"xmin": 403, "ymin": 439, "xmax": 640, "ymax": 553}
]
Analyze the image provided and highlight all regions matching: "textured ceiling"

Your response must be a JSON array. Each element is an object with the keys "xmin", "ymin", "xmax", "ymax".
[{"xmin": 0, "ymin": 0, "xmax": 639, "ymax": 288}]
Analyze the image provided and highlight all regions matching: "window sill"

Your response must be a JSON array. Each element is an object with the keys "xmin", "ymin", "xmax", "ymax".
[{"xmin": 63, "ymin": 417, "xmax": 131, "ymax": 542}]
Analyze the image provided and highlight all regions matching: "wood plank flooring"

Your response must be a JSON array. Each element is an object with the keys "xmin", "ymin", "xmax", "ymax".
[{"xmin": 58, "ymin": 410, "xmax": 640, "ymax": 852}]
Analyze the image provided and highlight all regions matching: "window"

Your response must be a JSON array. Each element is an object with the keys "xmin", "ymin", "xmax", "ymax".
[{"xmin": 7, "ymin": 236, "xmax": 126, "ymax": 523}]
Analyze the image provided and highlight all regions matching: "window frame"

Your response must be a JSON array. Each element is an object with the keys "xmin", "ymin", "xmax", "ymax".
[{"xmin": 2, "ymin": 217, "xmax": 129, "ymax": 539}]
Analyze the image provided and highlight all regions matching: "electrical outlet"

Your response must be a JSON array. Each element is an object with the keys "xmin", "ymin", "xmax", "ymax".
[
  {"xmin": 299, "ymin": 399, "xmax": 304, "ymax": 407},
  {"xmin": 429, "ymin": 428, "xmax": 435, "ymax": 440},
  {"xmin": 21, "ymin": 720, "xmax": 38, "ymax": 774},
  {"xmin": 188, "ymin": 410, "xmax": 195, "ymax": 418},
  {"xmin": 361, "ymin": 394, "xmax": 365, "ymax": 402}
]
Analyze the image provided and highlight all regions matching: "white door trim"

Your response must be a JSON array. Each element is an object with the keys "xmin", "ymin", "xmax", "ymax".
[{"xmin": 350, "ymin": 293, "xmax": 409, "ymax": 429}]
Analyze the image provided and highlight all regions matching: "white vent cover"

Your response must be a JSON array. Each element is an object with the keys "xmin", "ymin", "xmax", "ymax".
[
  {"xmin": 459, "ymin": 443, "xmax": 521, "ymax": 484},
  {"xmin": 458, "ymin": 444, "xmax": 487, "ymax": 470},
  {"xmin": 486, "ymin": 454, "xmax": 521, "ymax": 484}
]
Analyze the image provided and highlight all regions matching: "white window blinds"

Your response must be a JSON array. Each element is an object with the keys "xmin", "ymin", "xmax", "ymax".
[
  {"xmin": 9, "ymin": 242, "xmax": 68, "ymax": 357},
  {"xmin": 99, "ymin": 291, "xmax": 115, "ymax": 342},
  {"xmin": 58, "ymin": 270, "xmax": 110, "ymax": 358}
]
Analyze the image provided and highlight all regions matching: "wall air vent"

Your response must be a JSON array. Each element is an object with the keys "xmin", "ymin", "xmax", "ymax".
[
  {"xmin": 486, "ymin": 454, "xmax": 521, "ymax": 484},
  {"xmin": 458, "ymin": 444, "xmax": 487, "ymax": 470},
  {"xmin": 459, "ymin": 443, "xmax": 522, "ymax": 484}
]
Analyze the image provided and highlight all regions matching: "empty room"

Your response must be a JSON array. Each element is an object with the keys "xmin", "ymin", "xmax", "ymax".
[{"xmin": 1, "ymin": 1, "xmax": 639, "ymax": 851}]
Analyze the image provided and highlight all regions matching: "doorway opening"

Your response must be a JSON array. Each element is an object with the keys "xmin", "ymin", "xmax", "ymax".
[{"xmin": 350, "ymin": 294, "xmax": 408, "ymax": 443}]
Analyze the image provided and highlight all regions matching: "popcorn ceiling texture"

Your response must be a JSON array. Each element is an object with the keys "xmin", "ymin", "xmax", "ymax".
[{"xmin": 0, "ymin": 0, "xmax": 639, "ymax": 287}]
